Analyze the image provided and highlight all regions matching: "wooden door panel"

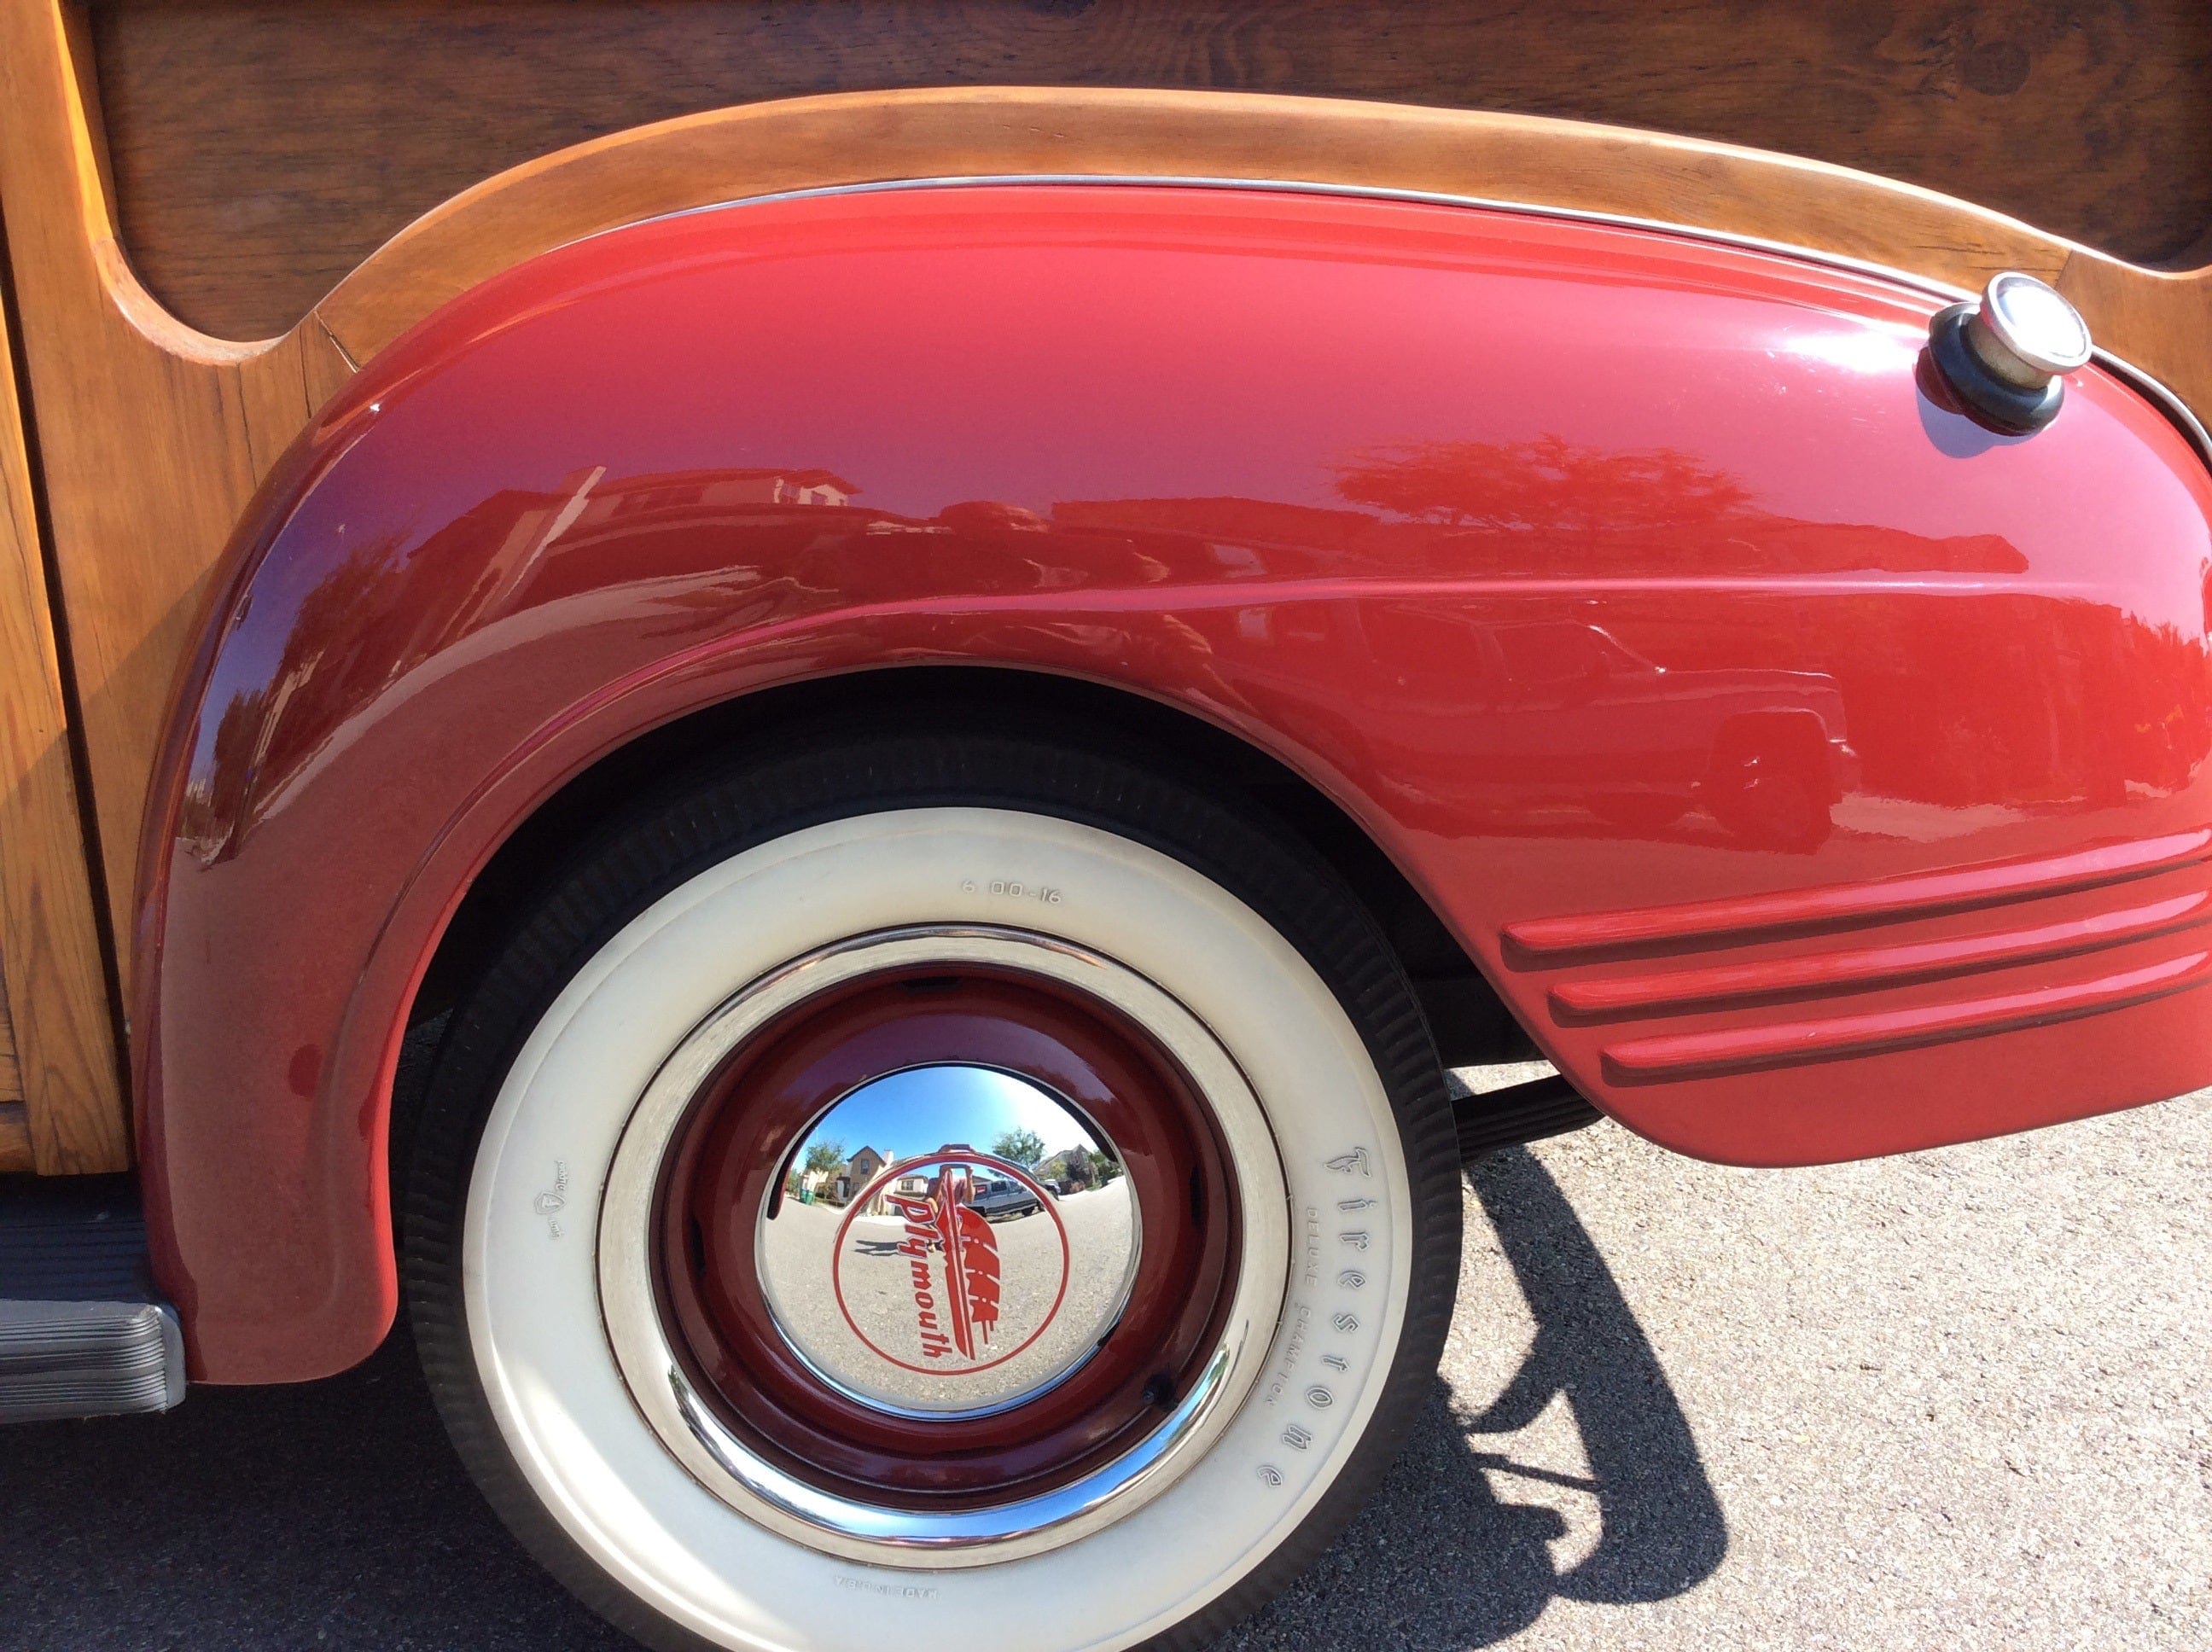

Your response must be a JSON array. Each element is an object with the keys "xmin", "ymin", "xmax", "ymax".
[{"xmin": 0, "ymin": 172, "xmax": 128, "ymax": 1173}]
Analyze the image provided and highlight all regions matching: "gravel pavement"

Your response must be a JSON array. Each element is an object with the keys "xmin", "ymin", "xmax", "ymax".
[{"xmin": 3, "ymin": 1067, "xmax": 2206, "ymax": 1650}]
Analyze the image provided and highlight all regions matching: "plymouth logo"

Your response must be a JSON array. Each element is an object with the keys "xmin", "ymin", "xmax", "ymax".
[
  {"xmin": 888, "ymin": 1164, "xmax": 1001, "ymax": 1361},
  {"xmin": 832, "ymin": 1151, "xmax": 1069, "ymax": 1378}
]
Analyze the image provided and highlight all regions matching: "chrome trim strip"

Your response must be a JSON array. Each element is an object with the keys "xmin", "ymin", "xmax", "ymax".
[
  {"xmin": 636, "ymin": 170, "xmax": 1976, "ymax": 303},
  {"xmin": 615, "ymin": 171, "xmax": 2212, "ymax": 472},
  {"xmin": 2087, "ymin": 346, "xmax": 2212, "ymax": 470},
  {"xmin": 667, "ymin": 1333, "xmax": 1243, "ymax": 1555}
]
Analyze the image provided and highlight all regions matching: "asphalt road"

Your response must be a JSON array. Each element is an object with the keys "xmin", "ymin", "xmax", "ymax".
[{"xmin": 4, "ymin": 1067, "xmax": 2207, "ymax": 1651}]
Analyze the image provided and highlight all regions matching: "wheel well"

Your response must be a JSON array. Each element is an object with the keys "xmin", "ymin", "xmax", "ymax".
[{"xmin": 408, "ymin": 666, "xmax": 1533, "ymax": 1065}]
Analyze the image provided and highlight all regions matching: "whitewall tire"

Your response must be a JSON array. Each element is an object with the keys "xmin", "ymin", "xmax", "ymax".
[{"xmin": 403, "ymin": 732, "xmax": 1461, "ymax": 1652}]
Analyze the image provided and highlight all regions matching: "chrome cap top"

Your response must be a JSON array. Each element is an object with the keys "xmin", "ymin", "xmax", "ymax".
[{"xmin": 1972, "ymin": 270, "xmax": 2093, "ymax": 383}]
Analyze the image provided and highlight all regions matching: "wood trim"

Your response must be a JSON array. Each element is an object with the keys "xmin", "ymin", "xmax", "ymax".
[
  {"xmin": 0, "ymin": 968, "xmax": 23, "ymax": 1165},
  {"xmin": 0, "ymin": 968, "xmax": 21, "ymax": 1175},
  {"xmin": 0, "ymin": 1, "xmax": 341, "ymax": 992},
  {"xmin": 313, "ymin": 87, "xmax": 2212, "ymax": 424},
  {"xmin": 0, "ymin": 118, "xmax": 129, "ymax": 1172},
  {"xmin": 2, "ymin": 0, "xmax": 2208, "ymax": 1157}
]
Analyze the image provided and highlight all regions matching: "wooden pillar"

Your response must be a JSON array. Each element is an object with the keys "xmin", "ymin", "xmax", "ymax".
[{"xmin": 0, "ymin": 181, "xmax": 126, "ymax": 1172}]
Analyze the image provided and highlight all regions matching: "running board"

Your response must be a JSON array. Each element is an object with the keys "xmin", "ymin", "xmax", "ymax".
[
  {"xmin": 0, "ymin": 1177, "xmax": 185, "ymax": 1423},
  {"xmin": 1453, "ymin": 1073, "xmax": 1603, "ymax": 1164}
]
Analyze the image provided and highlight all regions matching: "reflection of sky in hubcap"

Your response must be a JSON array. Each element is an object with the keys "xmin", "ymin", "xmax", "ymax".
[
  {"xmin": 756, "ymin": 1066, "xmax": 1142, "ymax": 1417},
  {"xmin": 786, "ymin": 1066, "xmax": 1104, "ymax": 1168}
]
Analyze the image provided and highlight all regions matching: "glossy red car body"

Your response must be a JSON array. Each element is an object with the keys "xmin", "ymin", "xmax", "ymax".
[{"xmin": 134, "ymin": 183, "xmax": 2212, "ymax": 1382}]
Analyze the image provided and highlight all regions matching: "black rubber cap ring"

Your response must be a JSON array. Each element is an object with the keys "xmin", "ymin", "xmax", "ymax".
[{"xmin": 1927, "ymin": 301, "xmax": 2064, "ymax": 434}]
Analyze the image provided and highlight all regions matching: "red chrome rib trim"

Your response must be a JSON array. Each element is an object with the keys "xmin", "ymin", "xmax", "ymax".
[
  {"xmin": 1601, "ymin": 947, "xmax": 2212, "ymax": 1082},
  {"xmin": 1504, "ymin": 829, "xmax": 2212, "ymax": 962},
  {"xmin": 1551, "ymin": 890, "xmax": 2212, "ymax": 1022}
]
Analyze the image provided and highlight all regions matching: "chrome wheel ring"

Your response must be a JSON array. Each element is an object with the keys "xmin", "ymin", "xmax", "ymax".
[{"xmin": 597, "ymin": 926, "xmax": 1291, "ymax": 1569}]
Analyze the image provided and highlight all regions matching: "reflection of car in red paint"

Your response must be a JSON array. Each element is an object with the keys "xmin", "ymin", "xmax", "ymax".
[{"xmin": 1458, "ymin": 621, "xmax": 1857, "ymax": 850}]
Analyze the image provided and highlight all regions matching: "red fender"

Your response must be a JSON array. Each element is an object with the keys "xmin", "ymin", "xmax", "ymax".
[{"xmin": 135, "ymin": 183, "xmax": 2212, "ymax": 1381}]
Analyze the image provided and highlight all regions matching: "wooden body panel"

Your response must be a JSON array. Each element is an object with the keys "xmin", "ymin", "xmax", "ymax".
[
  {"xmin": 0, "ymin": 946, "xmax": 30, "ymax": 1176},
  {"xmin": 84, "ymin": 0, "xmax": 2212, "ymax": 341},
  {"xmin": 0, "ymin": 0, "xmax": 2207, "ymax": 1176},
  {"xmin": 0, "ymin": 154, "xmax": 126, "ymax": 1174},
  {"xmin": 2, "ymin": 977, "xmax": 20, "ymax": 1100},
  {"xmin": 0, "ymin": 0, "xmax": 354, "ymax": 1002}
]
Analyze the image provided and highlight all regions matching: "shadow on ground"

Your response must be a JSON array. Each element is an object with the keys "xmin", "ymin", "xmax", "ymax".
[
  {"xmin": 0, "ymin": 1317, "xmax": 632, "ymax": 1652},
  {"xmin": 1220, "ymin": 1146, "xmax": 1726, "ymax": 1651},
  {"xmin": 0, "ymin": 1149, "xmax": 1721, "ymax": 1651}
]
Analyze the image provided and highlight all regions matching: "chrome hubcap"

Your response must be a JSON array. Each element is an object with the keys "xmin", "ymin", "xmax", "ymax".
[
  {"xmin": 755, "ymin": 1066, "xmax": 1142, "ymax": 1418},
  {"xmin": 597, "ymin": 927, "xmax": 1290, "ymax": 1568}
]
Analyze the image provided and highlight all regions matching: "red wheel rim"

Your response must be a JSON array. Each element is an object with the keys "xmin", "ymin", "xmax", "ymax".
[{"xmin": 654, "ymin": 963, "xmax": 1242, "ymax": 1509}]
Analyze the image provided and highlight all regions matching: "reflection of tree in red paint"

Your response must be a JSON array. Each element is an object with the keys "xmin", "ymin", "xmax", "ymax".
[
  {"xmin": 933, "ymin": 1167, "xmax": 1002, "ymax": 1359},
  {"xmin": 1335, "ymin": 434, "xmax": 1752, "ymax": 533}
]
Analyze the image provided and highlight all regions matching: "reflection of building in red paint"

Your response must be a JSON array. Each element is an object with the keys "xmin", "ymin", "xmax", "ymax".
[
  {"xmin": 450, "ymin": 465, "xmax": 864, "ymax": 633},
  {"xmin": 176, "ymin": 454, "xmax": 2210, "ymax": 875},
  {"xmin": 1051, "ymin": 492, "xmax": 2204, "ymax": 825},
  {"xmin": 602, "ymin": 466, "xmax": 859, "ymax": 515}
]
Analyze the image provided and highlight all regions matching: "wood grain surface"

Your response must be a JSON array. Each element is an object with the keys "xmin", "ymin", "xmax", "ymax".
[
  {"xmin": 0, "ymin": 991, "xmax": 21, "ymax": 1177},
  {"xmin": 309, "ymin": 86, "xmax": 2212, "ymax": 421},
  {"xmin": 0, "ymin": 141, "xmax": 129, "ymax": 1173},
  {"xmin": 2, "ymin": 2, "xmax": 356, "ymax": 1007},
  {"xmin": 84, "ymin": 0, "xmax": 2212, "ymax": 340},
  {"xmin": 0, "ymin": 974, "xmax": 19, "ymax": 1102}
]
